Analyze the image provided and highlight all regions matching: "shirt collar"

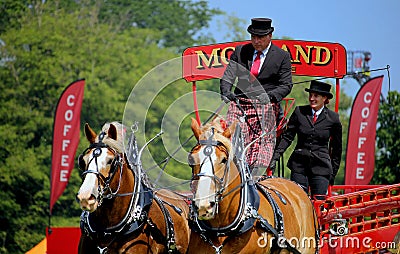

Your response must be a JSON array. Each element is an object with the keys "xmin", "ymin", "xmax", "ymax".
[
  {"xmin": 312, "ymin": 106, "xmax": 324, "ymax": 116},
  {"xmin": 254, "ymin": 42, "xmax": 271, "ymax": 56}
]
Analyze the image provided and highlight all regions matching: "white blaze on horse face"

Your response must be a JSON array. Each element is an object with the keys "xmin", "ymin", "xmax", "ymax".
[
  {"xmin": 77, "ymin": 149, "xmax": 108, "ymax": 211},
  {"xmin": 194, "ymin": 145, "xmax": 218, "ymax": 220}
]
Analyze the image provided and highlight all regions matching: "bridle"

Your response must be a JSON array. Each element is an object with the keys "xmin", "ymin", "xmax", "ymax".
[
  {"xmin": 78, "ymin": 132, "xmax": 126, "ymax": 206},
  {"xmin": 188, "ymin": 124, "xmax": 262, "ymax": 241},
  {"xmin": 189, "ymin": 127, "xmax": 232, "ymax": 204}
]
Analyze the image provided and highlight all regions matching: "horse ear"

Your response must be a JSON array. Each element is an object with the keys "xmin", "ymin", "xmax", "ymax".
[
  {"xmin": 84, "ymin": 123, "xmax": 97, "ymax": 144},
  {"xmin": 108, "ymin": 124, "xmax": 118, "ymax": 140},
  {"xmin": 222, "ymin": 120, "xmax": 237, "ymax": 139},
  {"xmin": 191, "ymin": 118, "xmax": 201, "ymax": 141}
]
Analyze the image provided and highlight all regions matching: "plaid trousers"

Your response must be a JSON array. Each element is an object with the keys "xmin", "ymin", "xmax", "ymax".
[{"xmin": 226, "ymin": 98, "xmax": 277, "ymax": 168}]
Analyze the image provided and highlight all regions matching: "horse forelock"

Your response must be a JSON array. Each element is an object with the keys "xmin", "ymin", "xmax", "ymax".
[
  {"xmin": 199, "ymin": 123, "xmax": 232, "ymax": 158},
  {"xmin": 98, "ymin": 121, "xmax": 126, "ymax": 153}
]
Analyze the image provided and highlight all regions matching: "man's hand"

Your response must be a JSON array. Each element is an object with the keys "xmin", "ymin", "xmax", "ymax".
[
  {"xmin": 221, "ymin": 92, "xmax": 236, "ymax": 104},
  {"xmin": 257, "ymin": 93, "xmax": 269, "ymax": 104},
  {"xmin": 268, "ymin": 160, "xmax": 276, "ymax": 173}
]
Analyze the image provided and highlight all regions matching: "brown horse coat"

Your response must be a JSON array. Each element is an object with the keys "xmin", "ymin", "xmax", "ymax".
[
  {"xmin": 77, "ymin": 123, "xmax": 190, "ymax": 253},
  {"xmin": 187, "ymin": 118, "xmax": 318, "ymax": 254}
]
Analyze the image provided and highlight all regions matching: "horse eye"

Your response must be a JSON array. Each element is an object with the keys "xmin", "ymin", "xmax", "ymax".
[{"xmin": 221, "ymin": 157, "xmax": 227, "ymax": 164}]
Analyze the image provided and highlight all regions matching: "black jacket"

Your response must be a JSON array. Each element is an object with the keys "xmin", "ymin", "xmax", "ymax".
[
  {"xmin": 274, "ymin": 105, "xmax": 342, "ymax": 177},
  {"xmin": 220, "ymin": 43, "xmax": 292, "ymax": 102}
]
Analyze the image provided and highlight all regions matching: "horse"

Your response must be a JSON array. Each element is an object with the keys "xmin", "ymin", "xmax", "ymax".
[
  {"xmin": 187, "ymin": 118, "xmax": 319, "ymax": 254},
  {"xmin": 76, "ymin": 122, "xmax": 190, "ymax": 253}
]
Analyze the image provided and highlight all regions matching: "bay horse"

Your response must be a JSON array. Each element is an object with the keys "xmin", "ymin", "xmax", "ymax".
[
  {"xmin": 76, "ymin": 122, "xmax": 190, "ymax": 253},
  {"xmin": 187, "ymin": 118, "xmax": 319, "ymax": 254}
]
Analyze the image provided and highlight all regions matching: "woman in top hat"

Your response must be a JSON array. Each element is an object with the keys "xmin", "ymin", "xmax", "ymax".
[
  {"xmin": 220, "ymin": 18, "xmax": 292, "ymax": 172},
  {"xmin": 269, "ymin": 80, "xmax": 342, "ymax": 200}
]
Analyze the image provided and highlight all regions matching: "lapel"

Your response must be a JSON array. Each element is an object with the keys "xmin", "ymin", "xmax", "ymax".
[
  {"xmin": 307, "ymin": 107, "xmax": 314, "ymax": 126},
  {"xmin": 315, "ymin": 108, "xmax": 326, "ymax": 125},
  {"xmin": 259, "ymin": 43, "xmax": 275, "ymax": 74}
]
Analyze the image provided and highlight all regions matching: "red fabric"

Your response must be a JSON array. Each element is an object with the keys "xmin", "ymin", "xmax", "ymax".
[
  {"xmin": 46, "ymin": 227, "xmax": 81, "ymax": 254},
  {"xmin": 225, "ymin": 98, "xmax": 276, "ymax": 167},
  {"xmin": 344, "ymin": 76, "xmax": 383, "ymax": 185},
  {"xmin": 50, "ymin": 80, "xmax": 85, "ymax": 214},
  {"xmin": 313, "ymin": 113, "xmax": 317, "ymax": 123},
  {"xmin": 250, "ymin": 51, "xmax": 262, "ymax": 77}
]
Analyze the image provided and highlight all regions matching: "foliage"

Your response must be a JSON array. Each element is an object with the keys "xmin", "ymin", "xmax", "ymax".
[
  {"xmin": 0, "ymin": 1, "xmax": 219, "ymax": 253},
  {"xmin": 42, "ymin": 0, "xmax": 221, "ymax": 52},
  {"xmin": 1, "ymin": 1, "xmax": 396, "ymax": 253},
  {"xmin": 372, "ymin": 91, "xmax": 400, "ymax": 184}
]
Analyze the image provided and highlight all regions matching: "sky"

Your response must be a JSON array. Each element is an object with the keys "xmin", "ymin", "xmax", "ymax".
[{"xmin": 204, "ymin": 0, "xmax": 399, "ymax": 100}]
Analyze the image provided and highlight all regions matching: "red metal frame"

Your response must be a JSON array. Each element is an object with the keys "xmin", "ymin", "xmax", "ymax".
[{"xmin": 315, "ymin": 184, "xmax": 400, "ymax": 253}]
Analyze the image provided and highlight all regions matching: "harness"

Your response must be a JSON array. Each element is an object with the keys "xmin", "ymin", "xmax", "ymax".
[
  {"xmin": 189, "ymin": 124, "xmax": 302, "ymax": 254},
  {"xmin": 79, "ymin": 130, "xmax": 181, "ymax": 253}
]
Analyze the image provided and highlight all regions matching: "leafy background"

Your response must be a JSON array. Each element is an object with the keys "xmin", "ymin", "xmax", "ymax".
[{"xmin": 0, "ymin": 0, "xmax": 398, "ymax": 253}]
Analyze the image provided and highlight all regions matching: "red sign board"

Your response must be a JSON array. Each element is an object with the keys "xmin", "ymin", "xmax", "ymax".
[{"xmin": 182, "ymin": 40, "xmax": 347, "ymax": 82}]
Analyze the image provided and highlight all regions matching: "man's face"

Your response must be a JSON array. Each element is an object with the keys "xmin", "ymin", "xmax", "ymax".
[{"xmin": 251, "ymin": 34, "xmax": 272, "ymax": 51}]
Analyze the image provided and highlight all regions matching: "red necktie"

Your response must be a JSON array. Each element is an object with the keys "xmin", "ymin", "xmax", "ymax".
[
  {"xmin": 313, "ymin": 113, "xmax": 317, "ymax": 123},
  {"xmin": 250, "ymin": 51, "xmax": 262, "ymax": 78}
]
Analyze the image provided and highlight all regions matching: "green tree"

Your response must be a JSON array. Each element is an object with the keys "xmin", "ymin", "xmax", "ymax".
[
  {"xmin": 1, "ymin": 1, "xmax": 214, "ymax": 252},
  {"xmin": 372, "ymin": 91, "xmax": 400, "ymax": 184}
]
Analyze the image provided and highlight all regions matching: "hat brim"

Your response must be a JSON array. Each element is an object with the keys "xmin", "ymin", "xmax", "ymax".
[
  {"xmin": 305, "ymin": 88, "xmax": 333, "ymax": 99},
  {"xmin": 247, "ymin": 26, "xmax": 274, "ymax": 36}
]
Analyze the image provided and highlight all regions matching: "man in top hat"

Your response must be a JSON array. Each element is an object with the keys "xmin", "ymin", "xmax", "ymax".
[
  {"xmin": 220, "ymin": 17, "xmax": 293, "ymax": 171},
  {"xmin": 269, "ymin": 80, "xmax": 342, "ymax": 199}
]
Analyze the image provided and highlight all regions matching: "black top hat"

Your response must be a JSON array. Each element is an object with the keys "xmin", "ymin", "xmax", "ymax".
[
  {"xmin": 247, "ymin": 18, "xmax": 274, "ymax": 36},
  {"xmin": 305, "ymin": 80, "xmax": 333, "ymax": 99}
]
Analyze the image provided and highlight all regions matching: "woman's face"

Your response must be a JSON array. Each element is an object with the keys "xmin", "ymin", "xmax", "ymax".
[{"xmin": 309, "ymin": 92, "xmax": 327, "ymax": 111}]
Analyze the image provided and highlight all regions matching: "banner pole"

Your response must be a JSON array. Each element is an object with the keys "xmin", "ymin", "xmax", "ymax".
[{"xmin": 192, "ymin": 81, "xmax": 201, "ymax": 125}]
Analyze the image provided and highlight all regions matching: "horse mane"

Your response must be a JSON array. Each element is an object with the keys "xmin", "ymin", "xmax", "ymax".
[{"xmin": 99, "ymin": 121, "xmax": 126, "ymax": 153}]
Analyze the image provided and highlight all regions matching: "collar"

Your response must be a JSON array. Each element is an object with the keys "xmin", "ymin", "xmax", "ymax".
[{"xmin": 312, "ymin": 106, "xmax": 324, "ymax": 117}]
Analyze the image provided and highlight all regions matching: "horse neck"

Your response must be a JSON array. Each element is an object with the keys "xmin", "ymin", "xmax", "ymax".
[
  {"xmin": 93, "ymin": 162, "xmax": 136, "ymax": 226},
  {"xmin": 211, "ymin": 161, "xmax": 242, "ymax": 226}
]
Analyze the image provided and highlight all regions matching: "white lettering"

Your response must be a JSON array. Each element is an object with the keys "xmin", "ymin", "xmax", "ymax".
[
  {"xmin": 66, "ymin": 95, "xmax": 75, "ymax": 106},
  {"xmin": 356, "ymin": 168, "xmax": 364, "ymax": 179},
  {"xmin": 62, "ymin": 140, "xmax": 70, "ymax": 151},
  {"xmin": 363, "ymin": 92, "xmax": 372, "ymax": 103},
  {"xmin": 61, "ymin": 155, "xmax": 69, "ymax": 167},
  {"xmin": 63, "ymin": 125, "xmax": 72, "ymax": 136},
  {"xmin": 65, "ymin": 110, "xmax": 73, "ymax": 121},
  {"xmin": 361, "ymin": 107, "xmax": 370, "ymax": 118},
  {"xmin": 357, "ymin": 137, "xmax": 367, "ymax": 149},
  {"xmin": 60, "ymin": 170, "xmax": 68, "ymax": 182},
  {"xmin": 357, "ymin": 152, "xmax": 365, "ymax": 164},
  {"xmin": 359, "ymin": 122, "xmax": 368, "ymax": 134}
]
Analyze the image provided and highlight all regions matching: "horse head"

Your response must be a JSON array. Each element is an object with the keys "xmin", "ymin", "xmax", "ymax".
[
  {"xmin": 76, "ymin": 122, "xmax": 129, "ymax": 212},
  {"xmin": 188, "ymin": 118, "xmax": 238, "ymax": 220}
]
